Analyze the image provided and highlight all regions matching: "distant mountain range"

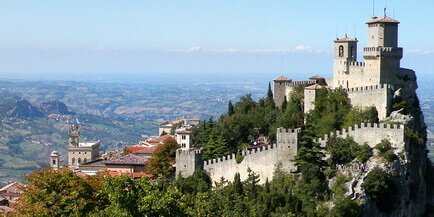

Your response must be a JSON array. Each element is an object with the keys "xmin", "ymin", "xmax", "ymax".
[{"xmin": 6, "ymin": 99, "xmax": 73, "ymax": 119}]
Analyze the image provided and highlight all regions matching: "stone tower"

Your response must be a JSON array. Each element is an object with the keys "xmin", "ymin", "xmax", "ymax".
[
  {"xmin": 332, "ymin": 35, "xmax": 358, "ymax": 88},
  {"xmin": 363, "ymin": 15, "xmax": 402, "ymax": 86},
  {"xmin": 175, "ymin": 149, "xmax": 203, "ymax": 177},
  {"xmin": 68, "ymin": 125, "xmax": 80, "ymax": 147},
  {"xmin": 50, "ymin": 151, "xmax": 60, "ymax": 170},
  {"xmin": 273, "ymin": 76, "xmax": 289, "ymax": 108}
]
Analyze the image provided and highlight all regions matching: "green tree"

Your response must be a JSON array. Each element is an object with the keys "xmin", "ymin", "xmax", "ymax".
[
  {"xmin": 343, "ymin": 106, "xmax": 379, "ymax": 128},
  {"xmin": 326, "ymin": 136, "xmax": 359, "ymax": 165},
  {"xmin": 267, "ymin": 82, "xmax": 273, "ymax": 100},
  {"xmin": 228, "ymin": 100, "xmax": 235, "ymax": 116},
  {"xmin": 147, "ymin": 137, "xmax": 180, "ymax": 177},
  {"xmin": 202, "ymin": 128, "xmax": 229, "ymax": 160},
  {"xmin": 16, "ymin": 168, "xmax": 105, "ymax": 217},
  {"xmin": 355, "ymin": 143, "xmax": 373, "ymax": 163},
  {"xmin": 362, "ymin": 167, "xmax": 398, "ymax": 213}
]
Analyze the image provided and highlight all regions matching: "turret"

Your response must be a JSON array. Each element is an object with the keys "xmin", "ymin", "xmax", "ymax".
[
  {"xmin": 273, "ymin": 76, "xmax": 290, "ymax": 108},
  {"xmin": 50, "ymin": 151, "xmax": 60, "ymax": 170}
]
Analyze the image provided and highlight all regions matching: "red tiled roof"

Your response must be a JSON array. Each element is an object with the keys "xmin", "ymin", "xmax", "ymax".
[
  {"xmin": 309, "ymin": 75, "xmax": 325, "ymax": 80},
  {"xmin": 305, "ymin": 84, "xmax": 325, "ymax": 90},
  {"xmin": 0, "ymin": 206, "xmax": 14, "ymax": 213},
  {"xmin": 366, "ymin": 16, "xmax": 399, "ymax": 24},
  {"xmin": 273, "ymin": 76, "xmax": 289, "ymax": 81},
  {"xmin": 124, "ymin": 146, "xmax": 146, "ymax": 154},
  {"xmin": 107, "ymin": 170, "xmax": 153, "ymax": 179},
  {"xmin": 105, "ymin": 154, "xmax": 148, "ymax": 165},
  {"xmin": 136, "ymin": 146, "xmax": 158, "ymax": 154},
  {"xmin": 0, "ymin": 192, "xmax": 20, "ymax": 198}
]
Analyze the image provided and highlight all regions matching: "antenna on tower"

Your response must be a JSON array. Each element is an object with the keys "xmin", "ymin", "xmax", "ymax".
[
  {"xmin": 372, "ymin": 0, "xmax": 375, "ymax": 17},
  {"xmin": 384, "ymin": 7, "xmax": 387, "ymax": 17},
  {"xmin": 354, "ymin": 24, "xmax": 357, "ymax": 39}
]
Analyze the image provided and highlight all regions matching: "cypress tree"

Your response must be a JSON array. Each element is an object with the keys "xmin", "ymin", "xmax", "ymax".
[
  {"xmin": 228, "ymin": 100, "xmax": 234, "ymax": 116},
  {"xmin": 267, "ymin": 82, "xmax": 273, "ymax": 100}
]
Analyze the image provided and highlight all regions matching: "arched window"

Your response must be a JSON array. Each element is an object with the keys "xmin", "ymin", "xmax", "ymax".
[
  {"xmin": 78, "ymin": 158, "xmax": 81, "ymax": 165},
  {"xmin": 72, "ymin": 158, "xmax": 75, "ymax": 165},
  {"xmin": 84, "ymin": 158, "xmax": 87, "ymax": 163},
  {"xmin": 52, "ymin": 159, "xmax": 56, "ymax": 165},
  {"xmin": 338, "ymin": 45, "xmax": 344, "ymax": 57}
]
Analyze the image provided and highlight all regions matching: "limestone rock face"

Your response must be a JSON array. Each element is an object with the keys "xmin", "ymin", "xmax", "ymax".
[{"xmin": 355, "ymin": 72, "xmax": 430, "ymax": 216}]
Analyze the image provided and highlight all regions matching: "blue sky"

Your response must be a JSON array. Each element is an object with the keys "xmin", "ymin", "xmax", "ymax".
[{"xmin": 0, "ymin": 0, "xmax": 433, "ymax": 82}]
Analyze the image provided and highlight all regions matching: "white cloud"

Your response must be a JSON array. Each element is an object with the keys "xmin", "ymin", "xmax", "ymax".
[{"xmin": 171, "ymin": 44, "xmax": 322, "ymax": 54}]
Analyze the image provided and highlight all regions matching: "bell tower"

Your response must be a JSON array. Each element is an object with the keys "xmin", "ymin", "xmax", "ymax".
[{"xmin": 332, "ymin": 34, "xmax": 358, "ymax": 88}]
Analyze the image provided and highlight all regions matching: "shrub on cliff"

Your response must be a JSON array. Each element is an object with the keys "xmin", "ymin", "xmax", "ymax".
[{"xmin": 362, "ymin": 167, "xmax": 398, "ymax": 213}]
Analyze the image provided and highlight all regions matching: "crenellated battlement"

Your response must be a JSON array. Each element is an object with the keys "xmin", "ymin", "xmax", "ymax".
[
  {"xmin": 202, "ymin": 127, "xmax": 300, "ymax": 183},
  {"xmin": 286, "ymin": 80, "xmax": 316, "ymax": 87},
  {"xmin": 344, "ymin": 61, "xmax": 366, "ymax": 67},
  {"xmin": 277, "ymin": 127, "xmax": 302, "ymax": 134},
  {"xmin": 344, "ymin": 84, "xmax": 392, "ymax": 93},
  {"xmin": 177, "ymin": 148, "xmax": 202, "ymax": 155},
  {"xmin": 313, "ymin": 122, "xmax": 405, "ymax": 149}
]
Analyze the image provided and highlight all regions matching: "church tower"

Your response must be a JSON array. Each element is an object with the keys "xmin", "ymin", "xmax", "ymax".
[
  {"xmin": 363, "ymin": 13, "xmax": 402, "ymax": 85},
  {"xmin": 68, "ymin": 125, "xmax": 80, "ymax": 147},
  {"xmin": 333, "ymin": 35, "xmax": 358, "ymax": 88}
]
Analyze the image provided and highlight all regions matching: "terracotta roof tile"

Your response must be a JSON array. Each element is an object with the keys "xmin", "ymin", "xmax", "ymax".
[
  {"xmin": 273, "ymin": 76, "xmax": 289, "ymax": 81},
  {"xmin": 305, "ymin": 84, "xmax": 325, "ymax": 90},
  {"xmin": 366, "ymin": 16, "xmax": 399, "ymax": 24},
  {"xmin": 105, "ymin": 154, "xmax": 148, "ymax": 165}
]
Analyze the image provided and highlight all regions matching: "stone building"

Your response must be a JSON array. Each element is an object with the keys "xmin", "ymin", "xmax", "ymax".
[
  {"xmin": 273, "ymin": 14, "xmax": 412, "ymax": 120},
  {"xmin": 67, "ymin": 125, "xmax": 100, "ymax": 167}
]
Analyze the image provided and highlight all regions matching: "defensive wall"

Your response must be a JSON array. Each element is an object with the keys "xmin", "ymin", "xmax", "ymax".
[
  {"xmin": 176, "ymin": 149, "xmax": 203, "ymax": 177},
  {"xmin": 273, "ymin": 79, "xmax": 316, "ymax": 107},
  {"xmin": 176, "ymin": 128, "xmax": 301, "ymax": 184},
  {"xmin": 313, "ymin": 123, "xmax": 405, "ymax": 149},
  {"xmin": 345, "ymin": 84, "xmax": 393, "ymax": 120}
]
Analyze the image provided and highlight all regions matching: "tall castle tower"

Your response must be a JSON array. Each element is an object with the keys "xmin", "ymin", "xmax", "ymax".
[
  {"xmin": 332, "ymin": 13, "xmax": 402, "ymax": 89},
  {"xmin": 363, "ymin": 14, "xmax": 402, "ymax": 86}
]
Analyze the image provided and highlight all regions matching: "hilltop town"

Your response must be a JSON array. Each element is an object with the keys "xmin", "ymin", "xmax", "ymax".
[{"xmin": 5, "ymin": 12, "xmax": 434, "ymax": 217}]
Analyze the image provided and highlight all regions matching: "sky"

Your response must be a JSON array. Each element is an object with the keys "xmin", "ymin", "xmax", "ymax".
[{"xmin": 0, "ymin": 0, "xmax": 433, "ymax": 83}]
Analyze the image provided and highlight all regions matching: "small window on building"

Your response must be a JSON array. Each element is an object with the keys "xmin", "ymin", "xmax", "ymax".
[
  {"xmin": 79, "ymin": 152, "xmax": 81, "ymax": 154},
  {"xmin": 78, "ymin": 158, "xmax": 81, "ymax": 164},
  {"xmin": 84, "ymin": 158, "xmax": 87, "ymax": 163},
  {"xmin": 351, "ymin": 46, "xmax": 355, "ymax": 58},
  {"xmin": 84, "ymin": 152, "xmax": 87, "ymax": 154},
  {"xmin": 52, "ymin": 159, "xmax": 56, "ymax": 165},
  {"xmin": 182, "ymin": 135, "xmax": 186, "ymax": 140},
  {"xmin": 72, "ymin": 158, "xmax": 75, "ymax": 165},
  {"xmin": 338, "ymin": 45, "xmax": 344, "ymax": 57}
]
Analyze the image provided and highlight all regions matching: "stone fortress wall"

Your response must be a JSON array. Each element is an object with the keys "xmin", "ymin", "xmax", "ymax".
[
  {"xmin": 313, "ymin": 123, "xmax": 405, "ymax": 149},
  {"xmin": 345, "ymin": 84, "xmax": 393, "ymax": 120},
  {"xmin": 204, "ymin": 128, "xmax": 300, "ymax": 184},
  {"xmin": 176, "ymin": 128, "xmax": 300, "ymax": 184},
  {"xmin": 176, "ymin": 123, "xmax": 406, "ymax": 183}
]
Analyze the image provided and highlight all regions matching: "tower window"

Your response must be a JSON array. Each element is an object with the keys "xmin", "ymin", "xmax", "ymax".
[
  {"xmin": 338, "ymin": 45, "xmax": 344, "ymax": 57},
  {"xmin": 52, "ymin": 159, "xmax": 56, "ymax": 165},
  {"xmin": 351, "ymin": 46, "xmax": 355, "ymax": 58}
]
